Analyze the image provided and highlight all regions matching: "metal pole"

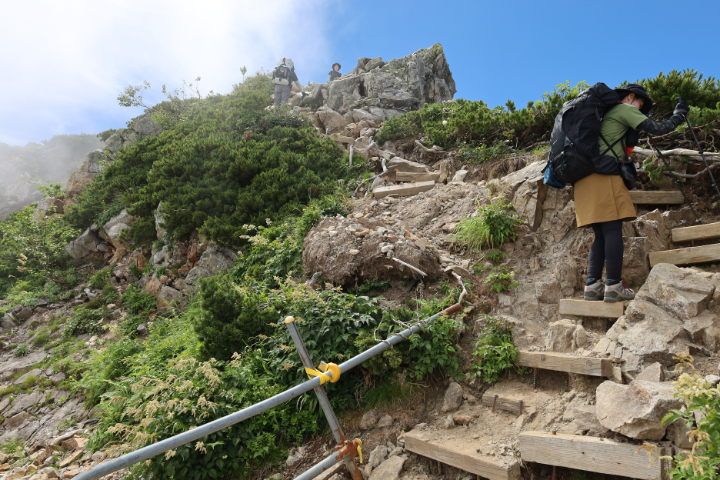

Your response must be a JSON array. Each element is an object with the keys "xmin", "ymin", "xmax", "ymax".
[
  {"xmin": 294, "ymin": 439, "xmax": 361, "ymax": 480},
  {"xmin": 75, "ymin": 300, "xmax": 463, "ymax": 480},
  {"xmin": 285, "ymin": 318, "xmax": 363, "ymax": 480}
]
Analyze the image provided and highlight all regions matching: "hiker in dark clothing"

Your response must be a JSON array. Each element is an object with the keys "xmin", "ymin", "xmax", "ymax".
[
  {"xmin": 328, "ymin": 63, "xmax": 342, "ymax": 83},
  {"xmin": 580, "ymin": 84, "xmax": 689, "ymax": 302},
  {"xmin": 272, "ymin": 57, "xmax": 303, "ymax": 106}
]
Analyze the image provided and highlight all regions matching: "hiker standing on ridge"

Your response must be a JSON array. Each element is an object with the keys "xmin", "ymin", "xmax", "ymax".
[
  {"xmin": 579, "ymin": 84, "xmax": 689, "ymax": 302},
  {"xmin": 328, "ymin": 62, "xmax": 342, "ymax": 83},
  {"xmin": 272, "ymin": 57, "xmax": 303, "ymax": 106}
]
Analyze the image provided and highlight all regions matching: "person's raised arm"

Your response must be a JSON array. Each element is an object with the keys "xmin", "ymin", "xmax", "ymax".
[{"xmin": 638, "ymin": 99, "xmax": 689, "ymax": 135}]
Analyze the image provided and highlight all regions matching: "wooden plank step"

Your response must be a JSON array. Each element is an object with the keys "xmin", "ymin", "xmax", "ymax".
[
  {"xmin": 649, "ymin": 243, "xmax": 720, "ymax": 267},
  {"xmin": 373, "ymin": 181, "xmax": 435, "ymax": 199},
  {"xmin": 672, "ymin": 221, "xmax": 720, "ymax": 243},
  {"xmin": 517, "ymin": 351, "xmax": 613, "ymax": 377},
  {"xmin": 480, "ymin": 392, "xmax": 525, "ymax": 415},
  {"xmin": 629, "ymin": 190, "xmax": 684, "ymax": 205},
  {"xmin": 396, "ymin": 171, "xmax": 441, "ymax": 182},
  {"xmin": 559, "ymin": 299, "xmax": 624, "ymax": 318},
  {"xmin": 519, "ymin": 432, "xmax": 668, "ymax": 480},
  {"xmin": 405, "ymin": 429, "xmax": 521, "ymax": 480}
]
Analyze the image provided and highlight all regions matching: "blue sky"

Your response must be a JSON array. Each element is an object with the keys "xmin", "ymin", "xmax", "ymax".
[{"xmin": 1, "ymin": 0, "xmax": 719, "ymax": 146}]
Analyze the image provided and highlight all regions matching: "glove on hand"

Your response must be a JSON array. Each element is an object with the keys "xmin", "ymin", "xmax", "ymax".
[{"xmin": 674, "ymin": 99, "xmax": 690, "ymax": 117}]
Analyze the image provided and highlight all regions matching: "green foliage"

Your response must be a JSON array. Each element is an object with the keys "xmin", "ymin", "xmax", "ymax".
[
  {"xmin": 0, "ymin": 206, "xmax": 79, "ymax": 284},
  {"xmin": 37, "ymin": 183, "xmax": 65, "ymax": 199},
  {"xmin": 374, "ymin": 111, "xmax": 422, "ymax": 145},
  {"xmin": 13, "ymin": 344, "xmax": 31, "ymax": 357},
  {"xmin": 1, "ymin": 438, "xmax": 24, "ymax": 454},
  {"xmin": 453, "ymin": 199, "xmax": 522, "ymax": 251},
  {"xmin": 660, "ymin": 355, "xmax": 720, "ymax": 479},
  {"xmin": 67, "ymin": 74, "xmax": 354, "ymax": 247},
  {"xmin": 89, "ymin": 266, "xmax": 113, "ymax": 290},
  {"xmin": 193, "ymin": 275, "xmax": 276, "ymax": 361},
  {"xmin": 32, "ymin": 328, "xmax": 50, "ymax": 346},
  {"xmin": 636, "ymin": 69, "xmax": 720, "ymax": 120},
  {"xmin": 348, "ymin": 278, "xmax": 391, "ymax": 295},
  {"xmin": 64, "ymin": 308, "xmax": 104, "ymax": 337},
  {"xmin": 471, "ymin": 316, "xmax": 519, "ymax": 383},
  {"xmin": 121, "ymin": 284, "xmax": 156, "ymax": 315},
  {"xmin": 484, "ymin": 249, "xmax": 507, "ymax": 264},
  {"xmin": 484, "ymin": 265, "xmax": 519, "ymax": 293}
]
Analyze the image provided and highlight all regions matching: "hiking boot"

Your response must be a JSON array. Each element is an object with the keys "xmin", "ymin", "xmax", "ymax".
[
  {"xmin": 604, "ymin": 280, "xmax": 635, "ymax": 302},
  {"xmin": 584, "ymin": 280, "xmax": 604, "ymax": 301}
]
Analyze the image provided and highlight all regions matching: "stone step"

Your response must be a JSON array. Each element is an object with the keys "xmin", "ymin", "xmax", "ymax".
[
  {"xmin": 672, "ymin": 221, "xmax": 720, "ymax": 243},
  {"xmin": 558, "ymin": 299, "xmax": 624, "ymax": 318},
  {"xmin": 517, "ymin": 351, "xmax": 613, "ymax": 377},
  {"xmin": 649, "ymin": 243, "xmax": 720, "ymax": 267},
  {"xmin": 404, "ymin": 429, "xmax": 521, "ymax": 480},
  {"xmin": 519, "ymin": 432, "xmax": 670, "ymax": 480},
  {"xmin": 629, "ymin": 190, "xmax": 684, "ymax": 205},
  {"xmin": 373, "ymin": 181, "xmax": 435, "ymax": 199},
  {"xmin": 396, "ymin": 171, "xmax": 440, "ymax": 182}
]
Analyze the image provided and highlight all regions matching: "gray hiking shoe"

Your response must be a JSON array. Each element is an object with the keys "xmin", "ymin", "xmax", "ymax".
[
  {"xmin": 604, "ymin": 280, "xmax": 635, "ymax": 303},
  {"xmin": 584, "ymin": 280, "xmax": 604, "ymax": 301}
]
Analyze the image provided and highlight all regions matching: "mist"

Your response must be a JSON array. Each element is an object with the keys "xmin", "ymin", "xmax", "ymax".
[{"xmin": 0, "ymin": 134, "xmax": 103, "ymax": 220}]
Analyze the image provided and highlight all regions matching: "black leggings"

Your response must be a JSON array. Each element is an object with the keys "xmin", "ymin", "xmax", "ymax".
[{"xmin": 588, "ymin": 220, "xmax": 624, "ymax": 281}]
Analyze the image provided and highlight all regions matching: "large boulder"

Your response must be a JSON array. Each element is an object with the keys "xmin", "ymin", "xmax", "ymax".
[
  {"xmin": 65, "ymin": 150, "xmax": 111, "ymax": 198},
  {"xmin": 185, "ymin": 243, "xmax": 237, "ymax": 285},
  {"xmin": 315, "ymin": 106, "xmax": 349, "ymax": 134},
  {"xmin": 33, "ymin": 197, "xmax": 64, "ymax": 223},
  {"xmin": 325, "ymin": 44, "xmax": 455, "ymax": 116},
  {"xmin": 441, "ymin": 382, "xmax": 464, "ymax": 413},
  {"xmin": 596, "ymin": 380, "xmax": 682, "ymax": 439},
  {"xmin": 157, "ymin": 286, "xmax": 183, "ymax": 309},
  {"xmin": 99, "ymin": 209, "xmax": 137, "ymax": 249},
  {"xmin": 65, "ymin": 228, "xmax": 103, "ymax": 259}
]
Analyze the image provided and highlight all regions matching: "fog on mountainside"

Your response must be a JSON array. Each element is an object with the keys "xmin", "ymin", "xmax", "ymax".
[{"xmin": 0, "ymin": 134, "xmax": 103, "ymax": 220}]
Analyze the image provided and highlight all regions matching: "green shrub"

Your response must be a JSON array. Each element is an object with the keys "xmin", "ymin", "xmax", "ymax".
[
  {"xmin": 193, "ymin": 275, "xmax": 277, "ymax": 361},
  {"xmin": 471, "ymin": 316, "xmax": 520, "ymax": 383},
  {"xmin": 656, "ymin": 354, "xmax": 720, "ymax": 479},
  {"xmin": 453, "ymin": 199, "xmax": 522, "ymax": 251},
  {"xmin": 13, "ymin": 344, "xmax": 31, "ymax": 357},
  {"xmin": 32, "ymin": 328, "xmax": 50, "ymax": 346},
  {"xmin": 484, "ymin": 265, "xmax": 519, "ymax": 293},
  {"xmin": 89, "ymin": 266, "xmax": 113, "ymax": 290},
  {"xmin": 483, "ymin": 249, "xmax": 507, "ymax": 264},
  {"xmin": 348, "ymin": 278, "xmax": 391, "ymax": 295},
  {"xmin": 120, "ymin": 284, "xmax": 156, "ymax": 315},
  {"xmin": 64, "ymin": 308, "xmax": 104, "ymax": 337}
]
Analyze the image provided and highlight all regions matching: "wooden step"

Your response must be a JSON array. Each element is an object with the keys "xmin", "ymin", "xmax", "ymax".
[
  {"xmin": 517, "ymin": 351, "xmax": 613, "ymax": 377},
  {"xmin": 373, "ymin": 181, "xmax": 435, "ymax": 199},
  {"xmin": 404, "ymin": 429, "xmax": 521, "ymax": 480},
  {"xmin": 519, "ymin": 432, "xmax": 669, "ymax": 480},
  {"xmin": 672, "ymin": 221, "xmax": 720, "ymax": 243},
  {"xmin": 559, "ymin": 299, "xmax": 624, "ymax": 318},
  {"xmin": 649, "ymin": 243, "xmax": 720, "ymax": 267},
  {"xmin": 629, "ymin": 190, "xmax": 684, "ymax": 205},
  {"xmin": 396, "ymin": 171, "xmax": 440, "ymax": 182},
  {"xmin": 480, "ymin": 392, "xmax": 526, "ymax": 416}
]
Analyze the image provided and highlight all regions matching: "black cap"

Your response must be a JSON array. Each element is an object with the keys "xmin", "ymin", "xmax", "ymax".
[{"xmin": 615, "ymin": 83, "xmax": 653, "ymax": 114}]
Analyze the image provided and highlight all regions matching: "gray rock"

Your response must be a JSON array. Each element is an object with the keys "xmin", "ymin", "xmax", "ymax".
[
  {"xmin": 1, "ymin": 313, "xmax": 16, "ymax": 330},
  {"xmin": 316, "ymin": 106, "xmax": 349, "ymax": 134},
  {"xmin": 450, "ymin": 170, "xmax": 468, "ymax": 183},
  {"xmin": 365, "ymin": 57, "xmax": 385, "ymax": 71},
  {"xmin": 33, "ymin": 197, "xmax": 64, "ymax": 223},
  {"xmin": 5, "ymin": 390, "xmax": 45, "ymax": 417},
  {"xmin": 100, "ymin": 209, "xmax": 136, "ymax": 249},
  {"xmin": 438, "ymin": 415, "xmax": 455, "ymax": 429},
  {"xmin": 153, "ymin": 245, "xmax": 169, "ymax": 266},
  {"xmin": 185, "ymin": 266, "xmax": 212, "ymax": 285},
  {"xmin": 705, "ymin": 374, "xmax": 720, "ymax": 386},
  {"xmin": 0, "ymin": 351, "xmax": 47, "ymax": 382},
  {"xmin": 596, "ymin": 380, "xmax": 682, "ymax": 439},
  {"xmin": 157, "ymin": 286, "xmax": 183, "ymax": 309},
  {"xmin": 49, "ymin": 372, "xmax": 67, "ymax": 384},
  {"xmin": 15, "ymin": 306, "xmax": 33, "ymax": 320},
  {"xmin": 368, "ymin": 454, "xmax": 406, "ymax": 480},
  {"xmin": 359, "ymin": 409, "xmax": 381, "ymax": 430},
  {"xmin": 547, "ymin": 320, "xmax": 577, "ymax": 353},
  {"xmin": 154, "ymin": 202, "xmax": 168, "ymax": 241},
  {"xmin": 377, "ymin": 414, "xmax": 394, "ymax": 428},
  {"xmin": 14, "ymin": 368, "xmax": 42, "ymax": 385},
  {"xmin": 637, "ymin": 263, "xmax": 715, "ymax": 320},
  {"xmin": 198, "ymin": 243, "xmax": 237, "ymax": 275},
  {"xmin": 65, "ymin": 228, "xmax": 101, "ymax": 259},
  {"xmin": 129, "ymin": 114, "xmax": 161, "ymax": 137},
  {"xmin": 104, "ymin": 133, "xmax": 124, "ymax": 153},
  {"xmin": 635, "ymin": 362, "xmax": 664, "ymax": 382},
  {"xmin": 368, "ymin": 445, "xmax": 388, "ymax": 468},
  {"xmin": 441, "ymin": 382, "xmax": 464, "ymax": 413},
  {"xmin": 666, "ymin": 418, "xmax": 693, "ymax": 449},
  {"xmin": 535, "ymin": 279, "xmax": 560, "ymax": 304}
]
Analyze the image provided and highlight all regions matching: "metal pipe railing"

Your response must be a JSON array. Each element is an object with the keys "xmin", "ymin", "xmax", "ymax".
[{"xmin": 75, "ymin": 290, "xmax": 464, "ymax": 480}]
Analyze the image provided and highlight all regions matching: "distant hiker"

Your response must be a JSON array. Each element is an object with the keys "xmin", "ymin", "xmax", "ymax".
[
  {"xmin": 272, "ymin": 57, "xmax": 303, "ymax": 106},
  {"xmin": 328, "ymin": 63, "xmax": 342, "ymax": 83},
  {"xmin": 579, "ymin": 84, "xmax": 689, "ymax": 302}
]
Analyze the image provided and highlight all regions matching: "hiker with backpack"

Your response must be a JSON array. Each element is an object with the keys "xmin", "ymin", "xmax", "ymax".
[
  {"xmin": 328, "ymin": 63, "xmax": 342, "ymax": 83},
  {"xmin": 272, "ymin": 57, "xmax": 304, "ymax": 106},
  {"xmin": 546, "ymin": 83, "xmax": 689, "ymax": 302}
]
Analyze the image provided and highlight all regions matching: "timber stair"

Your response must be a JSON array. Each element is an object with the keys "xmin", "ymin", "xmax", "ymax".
[
  {"xmin": 649, "ymin": 220, "xmax": 720, "ymax": 267},
  {"xmin": 558, "ymin": 299, "xmax": 624, "ymax": 319},
  {"xmin": 517, "ymin": 351, "xmax": 613, "ymax": 378},
  {"xmin": 518, "ymin": 432, "xmax": 670, "ymax": 480}
]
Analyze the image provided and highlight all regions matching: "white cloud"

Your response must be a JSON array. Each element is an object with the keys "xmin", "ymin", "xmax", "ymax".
[{"xmin": 0, "ymin": 0, "xmax": 333, "ymax": 145}]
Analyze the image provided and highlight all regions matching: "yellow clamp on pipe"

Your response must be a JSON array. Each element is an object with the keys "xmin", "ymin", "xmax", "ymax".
[
  {"xmin": 305, "ymin": 363, "xmax": 341, "ymax": 384},
  {"xmin": 356, "ymin": 439, "xmax": 363, "ymax": 464}
]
